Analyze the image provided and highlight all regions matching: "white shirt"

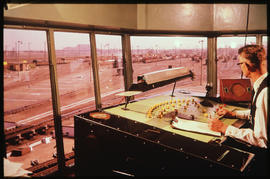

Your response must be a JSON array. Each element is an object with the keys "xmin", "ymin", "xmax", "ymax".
[{"xmin": 225, "ymin": 72, "xmax": 268, "ymax": 148}]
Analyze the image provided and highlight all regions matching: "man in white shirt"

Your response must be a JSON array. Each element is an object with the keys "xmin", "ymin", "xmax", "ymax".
[
  {"xmin": 208, "ymin": 44, "xmax": 268, "ymax": 175},
  {"xmin": 208, "ymin": 44, "xmax": 268, "ymax": 148}
]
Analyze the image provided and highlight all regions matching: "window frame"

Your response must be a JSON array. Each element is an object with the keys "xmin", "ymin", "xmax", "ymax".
[{"xmin": 3, "ymin": 16, "xmax": 267, "ymax": 171}]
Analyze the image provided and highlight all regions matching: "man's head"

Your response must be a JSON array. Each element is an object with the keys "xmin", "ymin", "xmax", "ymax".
[{"xmin": 238, "ymin": 44, "xmax": 266, "ymax": 78}]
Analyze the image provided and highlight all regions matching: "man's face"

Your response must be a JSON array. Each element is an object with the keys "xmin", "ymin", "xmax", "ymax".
[{"xmin": 238, "ymin": 54, "xmax": 252, "ymax": 78}]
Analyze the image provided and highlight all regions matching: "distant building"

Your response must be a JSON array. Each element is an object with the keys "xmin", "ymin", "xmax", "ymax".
[{"xmin": 7, "ymin": 62, "xmax": 31, "ymax": 71}]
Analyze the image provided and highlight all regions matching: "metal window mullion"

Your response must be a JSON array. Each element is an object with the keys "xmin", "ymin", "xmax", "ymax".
[
  {"xmin": 256, "ymin": 34, "xmax": 263, "ymax": 46},
  {"xmin": 89, "ymin": 33, "xmax": 102, "ymax": 110},
  {"xmin": 207, "ymin": 37, "xmax": 217, "ymax": 97},
  {"xmin": 46, "ymin": 29, "xmax": 66, "ymax": 172},
  {"xmin": 121, "ymin": 34, "xmax": 133, "ymax": 91}
]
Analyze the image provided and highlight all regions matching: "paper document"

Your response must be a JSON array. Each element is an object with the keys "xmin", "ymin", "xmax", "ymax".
[{"xmin": 171, "ymin": 117, "xmax": 221, "ymax": 137}]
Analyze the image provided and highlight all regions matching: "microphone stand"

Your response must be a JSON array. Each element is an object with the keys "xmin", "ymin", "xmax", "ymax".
[{"xmin": 200, "ymin": 83, "xmax": 213, "ymax": 107}]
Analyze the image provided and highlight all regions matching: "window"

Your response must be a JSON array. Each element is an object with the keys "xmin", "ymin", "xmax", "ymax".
[
  {"xmin": 130, "ymin": 36, "xmax": 207, "ymax": 99},
  {"xmin": 216, "ymin": 36, "xmax": 256, "ymax": 95},
  {"xmin": 54, "ymin": 32, "xmax": 95, "ymax": 114},
  {"xmin": 4, "ymin": 28, "xmax": 54, "ymax": 167},
  {"xmin": 3, "ymin": 26, "xmax": 266, "ymax": 174},
  {"xmin": 95, "ymin": 34, "xmax": 124, "ymax": 108}
]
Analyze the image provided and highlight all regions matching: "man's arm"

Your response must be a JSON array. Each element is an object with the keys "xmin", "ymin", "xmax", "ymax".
[{"xmin": 225, "ymin": 89, "xmax": 268, "ymax": 148}]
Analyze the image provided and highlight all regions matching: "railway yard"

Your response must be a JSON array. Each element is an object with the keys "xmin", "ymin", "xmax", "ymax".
[{"xmin": 3, "ymin": 56, "xmax": 215, "ymax": 176}]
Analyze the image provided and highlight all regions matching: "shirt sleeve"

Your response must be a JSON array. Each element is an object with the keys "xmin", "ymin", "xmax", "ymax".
[
  {"xmin": 225, "ymin": 88, "xmax": 268, "ymax": 148},
  {"xmin": 235, "ymin": 109, "xmax": 250, "ymax": 120}
]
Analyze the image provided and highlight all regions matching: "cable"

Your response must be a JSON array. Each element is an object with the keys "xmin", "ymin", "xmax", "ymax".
[
  {"xmin": 244, "ymin": 4, "xmax": 250, "ymax": 46},
  {"xmin": 242, "ymin": 3, "xmax": 250, "ymax": 79}
]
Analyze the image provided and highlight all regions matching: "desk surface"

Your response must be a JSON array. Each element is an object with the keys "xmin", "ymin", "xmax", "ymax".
[{"xmin": 104, "ymin": 93, "xmax": 247, "ymax": 143}]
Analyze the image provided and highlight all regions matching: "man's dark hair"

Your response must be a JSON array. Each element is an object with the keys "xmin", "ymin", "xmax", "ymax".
[{"xmin": 238, "ymin": 44, "xmax": 266, "ymax": 70}]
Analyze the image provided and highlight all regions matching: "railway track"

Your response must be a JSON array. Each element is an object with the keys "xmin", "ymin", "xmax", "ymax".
[
  {"xmin": 26, "ymin": 151, "xmax": 75, "ymax": 177},
  {"xmin": 4, "ymin": 88, "xmax": 124, "ymax": 147},
  {"xmin": 4, "ymin": 83, "xmax": 199, "ymax": 148},
  {"xmin": 4, "ymin": 104, "xmax": 94, "ymax": 148}
]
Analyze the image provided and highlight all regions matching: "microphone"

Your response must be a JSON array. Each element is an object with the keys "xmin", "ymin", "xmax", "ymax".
[{"xmin": 200, "ymin": 82, "xmax": 213, "ymax": 107}]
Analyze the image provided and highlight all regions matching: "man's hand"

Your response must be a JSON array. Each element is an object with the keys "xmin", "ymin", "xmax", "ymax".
[
  {"xmin": 216, "ymin": 108, "xmax": 236, "ymax": 118},
  {"xmin": 208, "ymin": 117, "xmax": 228, "ymax": 134}
]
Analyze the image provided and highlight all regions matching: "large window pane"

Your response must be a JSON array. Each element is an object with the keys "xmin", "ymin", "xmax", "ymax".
[
  {"xmin": 216, "ymin": 36, "xmax": 256, "ymax": 95},
  {"xmin": 95, "ymin": 34, "xmax": 124, "ymax": 108},
  {"xmin": 130, "ymin": 36, "xmax": 207, "ymax": 99},
  {"xmin": 54, "ymin": 32, "xmax": 95, "ymax": 113},
  {"xmin": 3, "ymin": 29, "xmax": 54, "ymax": 169},
  {"xmin": 53, "ymin": 32, "xmax": 95, "ymax": 158}
]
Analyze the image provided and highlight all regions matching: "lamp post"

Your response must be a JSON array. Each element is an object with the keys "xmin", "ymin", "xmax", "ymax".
[
  {"xmin": 104, "ymin": 43, "xmax": 109, "ymax": 59},
  {"xmin": 179, "ymin": 43, "xmax": 182, "ymax": 66},
  {"xmin": 17, "ymin": 40, "xmax": 23, "ymax": 63},
  {"xmin": 28, "ymin": 42, "xmax": 31, "ymax": 60},
  {"xmin": 108, "ymin": 44, "xmax": 110, "ymax": 57},
  {"xmin": 16, "ymin": 40, "xmax": 23, "ymax": 80},
  {"xmin": 155, "ymin": 44, "xmax": 158, "ymax": 54},
  {"xmin": 17, "ymin": 40, "xmax": 23, "ymax": 74},
  {"xmin": 100, "ymin": 43, "xmax": 102, "ymax": 57},
  {"xmin": 198, "ymin": 40, "xmax": 204, "ymax": 85},
  {"xmin": 44, "ymin": 41, "xmax": 46, "ymax": 60}
]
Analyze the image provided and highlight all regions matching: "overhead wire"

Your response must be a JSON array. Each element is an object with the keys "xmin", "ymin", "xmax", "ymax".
[
  {"xmin": 244, "ymin": 3, "xmax": 250, "ymax": 46},
  {"xmin": 241, "ymin": 3, "xmax": 250, "ymax": 79}
]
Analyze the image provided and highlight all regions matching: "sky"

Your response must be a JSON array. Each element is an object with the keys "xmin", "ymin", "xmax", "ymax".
[{"xmin": 4, "ymin": 28, "xmax": 264, "ymax": 51}]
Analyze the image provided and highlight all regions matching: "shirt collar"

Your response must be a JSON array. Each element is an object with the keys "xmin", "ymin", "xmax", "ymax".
[{"xmin": 253, "ymin": 72, "xmax": 268, "ymax": 93}]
